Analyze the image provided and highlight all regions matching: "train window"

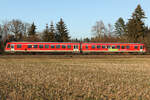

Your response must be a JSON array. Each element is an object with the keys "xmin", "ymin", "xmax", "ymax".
[
  {"xmin": 97, "ymin": 45, "xmax": 100, "ymax": 48},
  {"xmin": 45, "ymin": 45, "xmax": 49, "ymax": 48},
  {"xmin": 86, "ymin": 45, "xmax": 88, "ymax": 49},
  {"xmin": 140, "ymin": 46, "xmax": 143, "ymax": 49},
  {"xmin": 134, "ymin": 46, "xmax": 138, "ymax": 49},
  {"xmin": 74, "ymin": 45, "xmax": 78, "ymax": 49},
  {"xmin": 67, "ymin": 45, "xmax": 71, "ymax": 49},
  {"xmin": 102, "ymin": 45, "xmax": 105, "ymax": 49},
  {"xmin": 117, "ymin": 45, "xmax": 120, "ymax": 49},
  {"xmin": 39, "ymin": 45, "xmax": 43, "ymax": 48},
  {"xmin": 34, "ymin": 45, "xmax": 38, "ymax": 48},
  {"xmin": 107, "ymin": 45, "xmax": 111, "ymax": 49},
  {"xmin": 121, "ymin": 46, "xmax": 125, "ymax": 49},
  {"xmin": 28, "ymin": 45, "xmax": 32, "ymax": 48},
  {"xmin": 11, "ymin": 45, "xmax": 14, "ymax": 48},
  {"xmin": 126, "ymin": 46, "xmax": 130, "ymax": 49},
  {"xmin": 7, "ymin": 44, "xmax": 10, "ymax": 48},
  {"xmin": 56, "ymin": 45, "xmax": 60, "ymax": 48},
  {"xmin": 17, "ymin": 44, "xmax": 22, "ymax": 48},
  {"xmin": 62, "ymin": 45, "xmax": 66, "ymax": 48},
  {"xmin": 112, "ymin": 45, "xmax": 116, "ymax": 49},
  {"xmin": 51, "ymin": 45, "xmax": 55, "ymax": 48},
  {"xmin": 92, "ymin": 45, "xmax": 95, "ymax": 49}
]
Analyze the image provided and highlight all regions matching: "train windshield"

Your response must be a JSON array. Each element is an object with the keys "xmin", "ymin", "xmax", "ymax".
[{"xmin": 7, "ymin": 44, "xmax": 10, "ymax": 48}]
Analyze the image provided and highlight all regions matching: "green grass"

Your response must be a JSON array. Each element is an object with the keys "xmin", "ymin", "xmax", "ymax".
[{"xmin": 0, "ymin": 56, "xmax": 150, "ymax": 100}]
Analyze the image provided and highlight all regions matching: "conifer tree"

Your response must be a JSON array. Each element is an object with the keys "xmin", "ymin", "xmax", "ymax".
[
  {"xmin": 115, "ymin": 17, "xmax": 126, "ymax": 37},
  {"xmin": 49, "ymin": 22, "xmax": 56, "ymax": 42},
  {"xmin": 127, "ymin": 4, "xmax": 147, "ymax": 43},
  {"xmin": 28, "ymin": 22, "xmax": 36, "ymax": 36},
  {"xmin": 42, "ymin": 24, "xmax": 49, "ymax": 42},
  {"xmin": 56, "ymin": 18, "xmax": 70, "ymax": 42},
  {"xmin": 27, "ymin": 22, "xmax": 39, "ymax": 41}
]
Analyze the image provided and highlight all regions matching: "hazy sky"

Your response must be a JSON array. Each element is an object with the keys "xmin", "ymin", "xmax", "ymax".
[{"xmin": 0, "ymin": 0, "xmax": 149, "ymax": 39}]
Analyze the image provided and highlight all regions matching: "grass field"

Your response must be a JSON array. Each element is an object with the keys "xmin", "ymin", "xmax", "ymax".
[{"xmin": 0, "ymin": 55, "xmax": 150, "ymax": 100}]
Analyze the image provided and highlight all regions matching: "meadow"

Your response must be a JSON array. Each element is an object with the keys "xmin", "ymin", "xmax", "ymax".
[{"xmin": 0, "ymin": 55, "xmax": 150, "ymax": 100}]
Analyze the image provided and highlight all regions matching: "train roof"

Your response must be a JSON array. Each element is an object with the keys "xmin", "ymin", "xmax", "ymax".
[
  {"xmin": 7, "ymin": 42, "xmax": 79, "ymax": 43},
  {"xmin": 7, "ymin": 42, "xmax": 144, "ymax": 44},
  {"xmin": 82, "ymin": 42, "xmax": 144, "ymax": 44}
]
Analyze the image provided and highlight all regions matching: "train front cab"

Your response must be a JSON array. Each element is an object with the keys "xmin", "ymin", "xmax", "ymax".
[
  {"xmin": 5, "ymin": 43, "xmax": 14, "ymax": 53},
  {"xmin": 5, "ymin": 43, "xmax": 20, "ymax": 53}
]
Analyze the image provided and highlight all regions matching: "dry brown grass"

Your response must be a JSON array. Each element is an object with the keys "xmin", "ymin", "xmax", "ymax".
[{"xmin": 0, "ymin": 56, "xmax": 150, "ymax": 100}]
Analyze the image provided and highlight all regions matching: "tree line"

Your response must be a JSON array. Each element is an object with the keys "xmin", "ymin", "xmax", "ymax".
[
  {"xmin": 88, "ymin": 4, "xmax": 150, "ymax": 52},
  {"xmin": 0, "ymin": 4, "xmax": 150, "ymax": 53},
  {"xmin": 0, "ymin": 18, "xmax": 70, "ymax": 53}
]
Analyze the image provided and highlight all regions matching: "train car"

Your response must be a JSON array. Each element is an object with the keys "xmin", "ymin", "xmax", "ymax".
[
  {"xmin": 81, "ymin": 43, "xmax": 146, "ymax": 53},
  {"xmin": 5, "ymin": 42, "xmax": 80, "ymax": 53},
  {"xmin": 5, "ymin": 42, "xmax": 146, "ymax": 54}
]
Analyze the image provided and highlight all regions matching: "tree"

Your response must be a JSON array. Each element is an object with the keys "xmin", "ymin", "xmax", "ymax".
[
  {"xmin": 0, "ymin": 25, "xmax": 3, "ymax": 42},
  {"xmin": 8, "ymin": 19, "xmax": 29, "ymax": 41},
  {"xmin": 115, "ymin": 17, "xmax": 126, "ymax": 37},
  {"xmin": 126, "ymin": 4, "xmax": 147, "ymax": 43},
  {"xmin": 27, "ymin": 22, "xmax": 39, "ymax": 41},
  {"xmin": 49, "ymin": 22, "xmax": 56, "ymax": 42},
  {"xmin": 91, "ymin": 20, "xmax": 107, "ymax": 38},
  {"xmin": 56, "ymin": 18, "xmax": 70, "ymax": 42},
  {"xmin": 107, "ymin": 23, "xmax": 114, "ymax": 36},
  {"xmin": 83, "ymin": 37, "xmax": 90, "ymax": 42},
  {"xmin": 42, "ymin": 24, "xmax": 50, "ymax": 42},
  {"xmin": 0, "ymin": 27, "xmax": 2, "ymax": 53},
  {"xmin": 0, "ymin": 23, "xmax": 10, "ymax": 53},
  {"xmin": 28, "ymin": 22, "xmax": 36, "ymax": 36}
]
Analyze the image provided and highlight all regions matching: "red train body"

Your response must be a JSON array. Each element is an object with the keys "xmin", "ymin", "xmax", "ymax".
[{"xmin": 5, "ymin": 42, "xmax": 146, "ymax": 53}]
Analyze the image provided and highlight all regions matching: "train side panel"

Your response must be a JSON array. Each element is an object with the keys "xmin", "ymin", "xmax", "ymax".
[
  {"xmin": 81, "ymin": 43, "xmax": 146, "ymax": 53},
  {"xmin": 5, "ymin": 42, "xmax": 80, "ymax": 53}
]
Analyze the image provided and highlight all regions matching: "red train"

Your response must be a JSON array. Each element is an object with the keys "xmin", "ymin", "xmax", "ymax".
[{"xmin": 5, "ymin": 42, "xmax": 146, "ymax": 54}]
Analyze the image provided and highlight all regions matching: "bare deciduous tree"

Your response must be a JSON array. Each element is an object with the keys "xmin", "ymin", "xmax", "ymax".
[
  {"xmin": 8, "ymin": 19, "xmax": 29, "ymax": 41},
  {"xmin": 92, "ymin": 20, "xmax": 107, "ymax": 38}
]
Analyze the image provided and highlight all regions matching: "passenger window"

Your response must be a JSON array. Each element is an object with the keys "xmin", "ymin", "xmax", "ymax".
[
  {"xmin": 56, "ymin": 45, "xmax": 60, "ymax": 48},
  {"xmin": 121, "ymin": 46, "xmax": 125, "ymax": 49},
  {"xmin": 134, "ymin": 46, "xmax": 138, "ymax": 49},
  {"xmin": 45, "ymin": 45, "xmax": 49, "ymax": 48},
  {"xmin": 97, "ymin": 45, "xmax": 101, "ymax": 49},
  {"xmin": 28, "ymin": 45, "xmax": 32, "ymax": 48},
  {"xmin": 102, "ymin": 45, "xmax": 105, "ymax": 49},
  {"xmin": 112, "ymin": 45, "xmax": 116, "ymax": 49},
  {"xmin": 86, "ymin": 45, "xmax": 88, "ymax": 49},
  {"xmin": 117, "ymin": 45, "xmax": 120, "ymax": 49},
  {"xmin": 126, "ymin": 46, "xmax": 130, "ymax": 49},
  {"xmin": 34, "ymin": 45, "xmax": 38, "ymax": 48},
  {"xmin": 7, "ymin": 44, "xmax": 10, "ymax": 48},
  {"xmin": 92, "ymin": 45, "xmax": 95, "ymax": 49},
  {"xmin": 62, "ymin": 45, "xmax": 66, "ymax": 48},
  {"xmin": 107, "ymin": 45, "xmax": 111, "ymax": 49},
  {"xmin": 67, "ymin": 45, "xmax": 71, "ymax": 49},
  {"xmin": 51, "ymin": 45, "xmax": 55, "ymax": 48},
  {"xmin": 17, "ymin": 44, "xmax": 22, "ymax": 48},
  {"xmin": 39, "ymin": 45, "xmax": 43, "ymax": 48}
]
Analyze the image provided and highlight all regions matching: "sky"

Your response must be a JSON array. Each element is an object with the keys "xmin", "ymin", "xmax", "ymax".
[{"xmin": 0, "ymin": 0, "xmax": 150, "ymax": 39}]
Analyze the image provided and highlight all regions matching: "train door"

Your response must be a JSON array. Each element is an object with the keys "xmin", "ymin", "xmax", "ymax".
[
  {"xmin": 73, "ymin": 45, "xmax": 79, "ymax": 52},
  {"xmin": 11, "ymin": 44, "xmax": 15, "ymax": 51},
  {"xmin": 140, "ymin": 45, "xmax": 143, "ymax": 52}
]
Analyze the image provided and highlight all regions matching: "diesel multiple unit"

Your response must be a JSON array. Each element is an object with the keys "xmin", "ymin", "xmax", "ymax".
[{"xmin": 5, "ymin": 42, "xmax": 146, "ymax": 53}]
